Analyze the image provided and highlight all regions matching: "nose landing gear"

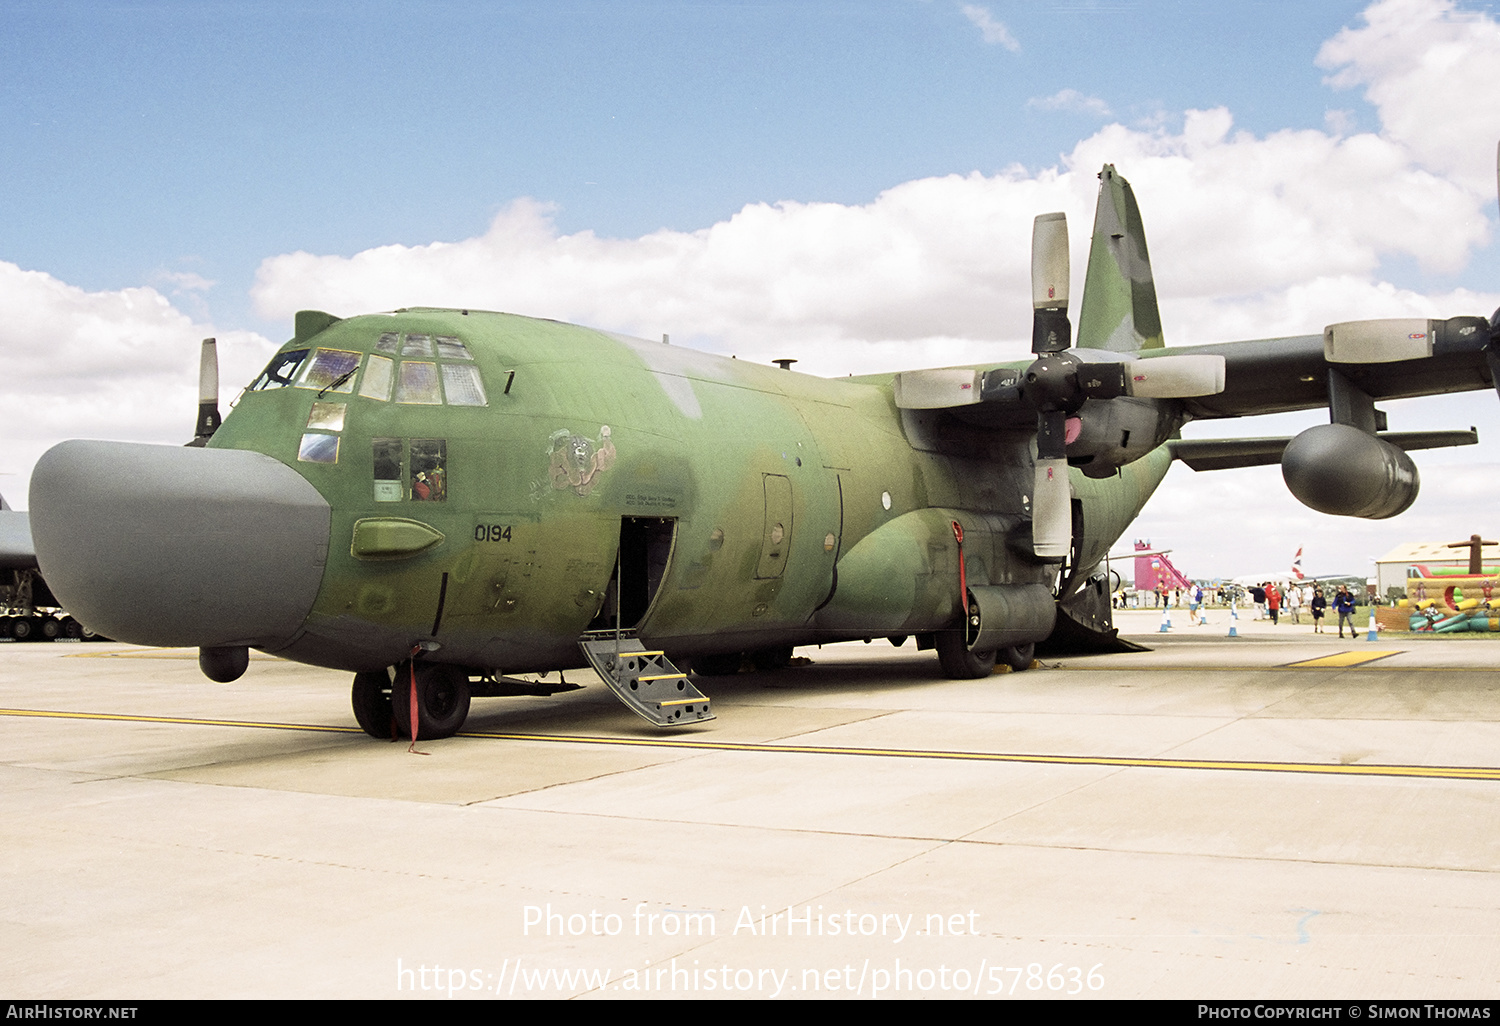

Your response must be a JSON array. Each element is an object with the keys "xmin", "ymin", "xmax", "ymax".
[{"xmin": 352, "ymin": 662, "xmax": 471, "ymax": 741}]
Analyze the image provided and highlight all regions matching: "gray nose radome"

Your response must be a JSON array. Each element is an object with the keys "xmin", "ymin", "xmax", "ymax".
[{"xmin": 29, "ymin": 440, "xmax": 331, "ymax": 649}]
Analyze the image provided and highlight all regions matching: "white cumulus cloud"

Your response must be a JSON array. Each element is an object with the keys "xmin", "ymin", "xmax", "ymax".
[
  {"xmin": 0, "ymin": 262, "xmax": 274, "ymax": 501},
  {"xmin": 1027, "ymin": 89, "xmax": 1112, "ymax": 117},
  {"xmin": 1319, "ymin": 0, "xmax": 1500, "ymax": 197},
  {"xmin": 961, "ymin": 4, "xmax": 1020, "ymax": 50},
  {"xmin": 251, "ymin": 102, "xmax": 1496, "ymax": 373}
]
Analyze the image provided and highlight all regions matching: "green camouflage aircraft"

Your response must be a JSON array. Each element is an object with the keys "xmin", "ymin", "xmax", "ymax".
[{"xmin": 14, "ymin": 160, "xmax": 1500, "ymax": 740}]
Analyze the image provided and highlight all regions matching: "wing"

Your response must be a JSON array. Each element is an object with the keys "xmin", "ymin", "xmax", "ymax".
[{"xmin": 891, "ymin": 158, "xmax": 1499, "ymax": 524}]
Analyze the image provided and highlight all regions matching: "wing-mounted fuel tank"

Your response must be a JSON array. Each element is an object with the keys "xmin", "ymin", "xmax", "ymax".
[{"xmin": 1280, "ymin": 423, "xmax": 1419, "ymax": 519}]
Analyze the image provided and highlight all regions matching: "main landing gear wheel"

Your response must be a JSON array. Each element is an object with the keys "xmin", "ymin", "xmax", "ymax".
[
  {"xmin": 750, "ymin": 645, "xmax": 794, "ymax": 672},
  {"xmin": 935, "ymin": 630, "xmax": 996, "ymax": 679},
  {"xmin": 351, "ymin": 669, "xmax": 395, "ymax": 740},
  {"xmin": 692, "ymin": 651, "xmax": 743, "ymax": 676},
  {"xmin": 999, "ymin": 643, "xmax": 1035, "ymax": 673},
  {"xmin": 391, "ymin": 662, "xmax": 471, "ymax": 741}
]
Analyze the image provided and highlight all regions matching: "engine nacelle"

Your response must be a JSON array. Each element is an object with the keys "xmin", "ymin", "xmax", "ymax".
[
  {"xmin": 1281, "ymin": 423, "xmax": 1420, "ymax": 519},
  {"xmin": 1066, "ymin": 396, "xmax": 1176, "ymax": 478}
]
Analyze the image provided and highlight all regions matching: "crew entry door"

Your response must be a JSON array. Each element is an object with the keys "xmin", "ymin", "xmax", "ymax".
[{"xmin": 588, "ymin": 516, "xmax": 677, "ymax": 632}]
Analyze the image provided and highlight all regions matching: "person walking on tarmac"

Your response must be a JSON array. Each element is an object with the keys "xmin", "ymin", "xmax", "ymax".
[
  {"xmin": 1334, "ymin": 586, "xmax": 1356, "ymax": 639},
  {"xmin": 1310, "ymin": 586, "xmax": 1327, "ymax": 633},
  {"xmin": 1266, "ymin": 582, "xmax": 1281, "ymax": 625}
]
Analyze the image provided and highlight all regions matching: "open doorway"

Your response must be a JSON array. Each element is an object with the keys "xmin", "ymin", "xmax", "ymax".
[{"xmin": 588, "ymin": 517, "xmax": 676, "ymax": 631}]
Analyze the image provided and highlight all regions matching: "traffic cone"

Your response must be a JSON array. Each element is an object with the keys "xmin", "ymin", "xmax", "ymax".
[
  {"xmin": 1366, "ymin": 604, "xmax": 1379, "ymax": 642},
  {"xmin": 1227, "ymin": 602, "xmax": 1239, "ymax": 637},
  {"xmin": 1159, "ymin": 605, "xmax": 1172, "ymax": 632}
]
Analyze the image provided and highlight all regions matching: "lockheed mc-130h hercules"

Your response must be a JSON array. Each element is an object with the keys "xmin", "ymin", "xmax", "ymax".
[{"xmin": 14, "ymin": 156, "xmax": 1500, "ymax": 741}]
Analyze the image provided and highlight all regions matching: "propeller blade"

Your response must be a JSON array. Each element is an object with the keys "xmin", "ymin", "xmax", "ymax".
[
  {"xmin": 1032, "ymin": 457, "xmax": 1071, "ymax": 559},
  {"xmin": 1031, "ymin": 212, "xmax": 1071, "ymax": 354},
  {"xmin": 1120, "ymin": 354, "xmax": 1226, "ymax": 398},
  {"xmin": 190, "ymin": 337, "xmax": 221, "ymax": 447},
  {"xmin": 893, "ymin": 368, "xmax": 983, "ymax": 409},
  {"xmin": 1074, "ymin": 354, "xmax": 1226, "ymax": 400},
  {"xmin": 1032, "ymin": 409, "xmax": 1071, "ymax": 559}
]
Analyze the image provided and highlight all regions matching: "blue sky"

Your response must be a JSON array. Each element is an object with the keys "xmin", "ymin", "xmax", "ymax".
[
  {"xmin": 4, "ymin": 0, "xmax": 1500, "ymax": 578},
  {"xmin": 3, "ymin": 0, "xmax": 1434, "ymax": 327}
]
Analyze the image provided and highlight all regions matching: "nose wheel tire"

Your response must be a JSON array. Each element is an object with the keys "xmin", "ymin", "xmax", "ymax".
[
  {"xmin": 351, "ymin": 669, "xmax": 396, "ymax": 740},
  {"xmin": 391, "ymin": 662, "xmax": 471, "ymax": 741},
  {"xmin": 935, "ymin": 630, "xmax": 997, "ymax": 679}
]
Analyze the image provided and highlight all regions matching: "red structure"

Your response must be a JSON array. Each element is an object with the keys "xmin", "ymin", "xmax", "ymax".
[{"xmin": 1134, "ymin": 540, "xmax": 1193, "ymax": 593}]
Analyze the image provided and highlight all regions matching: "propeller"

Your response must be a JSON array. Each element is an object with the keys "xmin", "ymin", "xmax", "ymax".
[
  {"xmin": 188, "ymin": 337, "xmax": 221, "ymax": 448},
  {"xmin": 1022, "ymin": 214, "xmax": 1226, "ymax": 559},
  {"xmin": 1028, "ymin": 213, "xmax": 1074, "ymax": 559}
]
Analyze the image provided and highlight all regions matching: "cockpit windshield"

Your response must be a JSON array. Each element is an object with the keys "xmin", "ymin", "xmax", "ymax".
[{"xmin": 250, "ymin": 349, "xmax": 310, "ymax": 391}]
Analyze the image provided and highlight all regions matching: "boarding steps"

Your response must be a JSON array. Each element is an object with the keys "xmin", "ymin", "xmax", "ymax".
[{"xmin": 579, "ymin": 630, "xmax": 715, "ymax": 727}]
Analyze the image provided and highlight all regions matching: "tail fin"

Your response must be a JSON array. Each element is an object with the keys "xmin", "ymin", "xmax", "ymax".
[{"xmin": 1076, "ymin": 165, "xmax": 1164, "ymax": 352}]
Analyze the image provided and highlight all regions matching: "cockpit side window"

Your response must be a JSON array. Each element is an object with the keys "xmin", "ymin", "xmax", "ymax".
[
  {"xmin": 373, "ymin": 438, "xmax": 403, "ymax": 501},
  {"xmin": 250, "ymin": 349, "xmax": 310, "ymax": 391},
  {"xmin": 410, "ymin": 439, "xmax": 447, "ymax": 501}
]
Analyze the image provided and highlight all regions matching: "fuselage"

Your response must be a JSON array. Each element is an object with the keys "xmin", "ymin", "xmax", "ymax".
[{"xmin": 31, "ymin": 307, "xmax": 1177, "ymax": 675}]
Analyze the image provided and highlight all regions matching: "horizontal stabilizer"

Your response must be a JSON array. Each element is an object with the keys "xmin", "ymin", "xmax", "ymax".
[{"xmin": 1170, "ymin": 428, "xmax": 1478, "ymax": 472}]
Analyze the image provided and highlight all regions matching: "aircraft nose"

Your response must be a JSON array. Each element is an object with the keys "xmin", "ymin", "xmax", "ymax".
[{"xmin": 29, "ymin": 440, "xmax": 331, "ymax": 649}]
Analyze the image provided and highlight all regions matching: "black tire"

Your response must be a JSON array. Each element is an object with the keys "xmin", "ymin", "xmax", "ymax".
[
  {"xmin": 999, "ymin": 643, "xmax": 1035, "ymax": 672},
  {"xmin": 935, "ymin": 630, "xmax": 996, "ymax": 679},
  {"xmin": 351, "ymin": 669, "xmax": 396, "ymax": 740},
  {"xmin": 40, "ymin": 618, "xmax": 61, "ymax": 640},
  {"xmin": 749, "ymin": 645, "xmax": 794, "ymax": 671},
  {"xmin": 63, "ymin": 618, "xmax": 84, "ymax": 639},
  {"xmin": 692, "ymin": 651, "xmax": 743, "ymax": 676},
  {"xmin": 11, "ymin": 618, "xmax": 32, "ymax": 641},
  {"xmin": 391, "ymin": 662, "xmax": 471, "ymax": 741}
]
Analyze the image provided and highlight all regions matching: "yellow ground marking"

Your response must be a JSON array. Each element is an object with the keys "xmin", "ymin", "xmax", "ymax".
[
  {"xmin": 1284, "ymin": 650, "xmax": 1405, "ymax": 668},
  {"xmin": 0, "ymin": 707, "xmax": 359, "ymax": 733},
  {"xmin": 2, "ymin": 707, "xmax": 1497, "ymax": 781},
  {"xmin": 64, "ymin": 649, "xmax": 203, "ymax": 660}
]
